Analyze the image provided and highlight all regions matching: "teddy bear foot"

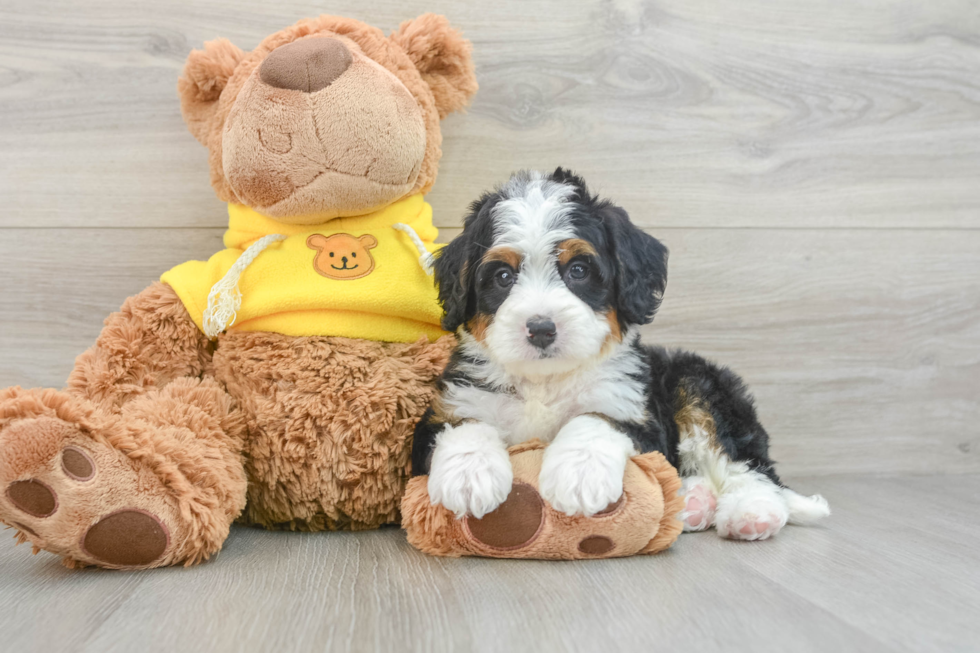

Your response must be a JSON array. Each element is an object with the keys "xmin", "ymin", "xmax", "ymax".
[
  {"xmin": 402, "ymin": 442, "xmax": 686, "ymax": 559},
  {"xmin": 0, "ymin": 406, "xmax": 183, "ymax": 569}
]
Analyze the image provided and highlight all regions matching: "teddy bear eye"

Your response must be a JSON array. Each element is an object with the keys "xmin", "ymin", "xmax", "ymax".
[
  {"xmin": 352, "ymin": 252, "xmax": 356, "ymax": 258},
  {"xmin": 329, "ymin": 252, "xmax": 334, "ymax": 258}
]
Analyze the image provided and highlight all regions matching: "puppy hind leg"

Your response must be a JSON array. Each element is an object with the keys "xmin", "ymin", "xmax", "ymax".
[
  {"xmin": 674, "ymin": 406, "xmax": 727, "ymax": 533},
  {"xmin": 675, "ymin": 419, "xmax": 787, "ymax": 539}
]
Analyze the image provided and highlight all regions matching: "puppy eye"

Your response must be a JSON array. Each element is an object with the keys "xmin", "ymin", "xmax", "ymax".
[
  {"xmin": 329, "ymin": 252, "xmax": 335, "ymax": 258},
  {"xmin": 352, "ymin": 252, "xmax": 357, "ymax": 258},
  {"xmin": 494, "ymin": 267, "xmax": 516, "ymax": 288},
  {"xmin": 567, "ymin": 262, "xmax": 590, "ymax": 280}
]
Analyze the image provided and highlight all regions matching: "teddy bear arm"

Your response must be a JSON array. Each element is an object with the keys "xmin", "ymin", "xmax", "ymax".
[{"xmin": 66, "ymin": 281, "xmax": 213, "ymax": 414}]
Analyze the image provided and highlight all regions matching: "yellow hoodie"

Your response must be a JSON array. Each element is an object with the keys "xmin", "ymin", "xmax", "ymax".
[{"xmin": 161, "ymin": 194, "xmax": 447, "ymax": 343}]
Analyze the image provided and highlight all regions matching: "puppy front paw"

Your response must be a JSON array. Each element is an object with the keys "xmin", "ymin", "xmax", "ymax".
[
  {"xmin": 427, "ymin": 423, "xmax": 513, "ymax": 519},
  {"xmin": 539, "ymin": 417, "xmax": 634, "ymax": 517}
]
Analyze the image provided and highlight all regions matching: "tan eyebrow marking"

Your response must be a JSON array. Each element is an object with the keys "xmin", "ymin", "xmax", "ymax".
[
  {"xmin": 557, "ymin": 238, "xmax": 597, "ymax": 266},
  {"xmin": 482, "ymin": 247, "xmax": 523, "ymax": 269}
]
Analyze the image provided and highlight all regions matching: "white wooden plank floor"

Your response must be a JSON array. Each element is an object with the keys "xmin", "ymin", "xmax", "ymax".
[{"xmin": 1, "ymin": 474, "xmax": 975, "ymax": 653}]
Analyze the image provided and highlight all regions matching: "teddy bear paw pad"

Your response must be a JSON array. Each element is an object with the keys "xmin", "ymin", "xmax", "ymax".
[
  {"xmin": 578, "ymin": 535, "xmax": 615, "ymax": 556},
  {"xmin": 61, "ymin": 446, "xmax": 96, "ymax": 481},
  {"xmin": 6, "ymin": 480, "xmax": 58, "ymax": 518},
  {"xmin": 465, "ymin": 482, "xmax": 544, "ymax": 550},
  {"xmin": 82, "ymin": 510, "xmax": 170, "ymax": 567}
]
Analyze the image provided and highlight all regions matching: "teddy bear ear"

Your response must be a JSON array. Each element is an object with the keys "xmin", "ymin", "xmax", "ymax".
[
  {"xmin": 177, "ymin": 38, "xmax": 246, "ymax": 144},
  {"xmin": 359, "ymin": 234, "xmax": 379, "ymax": 249},
  {"xmin": 390, "ymin": 14, "xmax": 478, "ymax": 119}
]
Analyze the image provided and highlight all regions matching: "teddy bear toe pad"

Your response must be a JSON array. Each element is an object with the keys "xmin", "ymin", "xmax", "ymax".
[
  {"xmin": 6, "ymin": 479, "xmax": 58, "ymax": 518},
  {"xmin": 464, "ymin": 482, "xmax": 544, "ymax": 550}
]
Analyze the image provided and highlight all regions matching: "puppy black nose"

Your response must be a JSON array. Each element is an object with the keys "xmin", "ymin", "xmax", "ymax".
[
  {"xmin": 526, "ymin": 317, "xmax": 557, "ymax": 349},
  {"xmin": 341, "ymin": 256, "xmax": 348, "ymax": 264}
]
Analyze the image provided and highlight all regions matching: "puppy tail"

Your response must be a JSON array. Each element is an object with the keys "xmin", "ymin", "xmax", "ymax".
[{"xmin": 781, "ymin": 487, "xmax": 831, "ymax": 525}]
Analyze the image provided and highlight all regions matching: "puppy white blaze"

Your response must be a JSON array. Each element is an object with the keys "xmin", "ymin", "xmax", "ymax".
[{"xmin": 484, "ymin": 172, "xmax": 610, "ymax": 377}]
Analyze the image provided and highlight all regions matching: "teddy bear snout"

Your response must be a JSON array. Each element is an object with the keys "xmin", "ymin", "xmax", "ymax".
[{"xmin": 259, "ymin": 37, "xmax": 353, "ymax": 93}]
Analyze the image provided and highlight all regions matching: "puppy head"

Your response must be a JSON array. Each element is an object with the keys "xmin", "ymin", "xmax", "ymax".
[{"xmin": 435, "ymin": 168, "xmax": 668, "ymax": 377}]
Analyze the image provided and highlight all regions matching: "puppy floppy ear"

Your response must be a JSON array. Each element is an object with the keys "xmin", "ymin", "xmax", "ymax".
[
  {"xmin": 178, "ymin": 38, "xmax": 246, "ymax": 145},
  {"xmin": 433, "ymin": 230, "xmax": 472, "ymax": 333},
  {"xmin": 390, "ymin": 14, "xmax": 478, "ymax": 118},
  {"xmin": 601, "ymin": 206, "xmax": 669, "ymax": 326},
  {"xmin": 436, "ymin": 192, "xmax": 502, "ymax": 332}
]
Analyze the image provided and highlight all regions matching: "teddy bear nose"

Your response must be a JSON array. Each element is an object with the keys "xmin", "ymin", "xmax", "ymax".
[{"xmin": 259, "ymin": 37, "xmax": 353, "ymax": 92}]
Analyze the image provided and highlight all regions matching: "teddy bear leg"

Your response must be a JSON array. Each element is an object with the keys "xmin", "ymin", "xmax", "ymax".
[
  {"xmin": 0, "ymin": 282, "xmax": 246, "ymax": 568},
  {"xmin": 65, "ymin": 281, "xmax": 213, "ymax": 413},
  {"xmin": 0, "ymin": 379, "xmax": 247, "ymax": 569}
]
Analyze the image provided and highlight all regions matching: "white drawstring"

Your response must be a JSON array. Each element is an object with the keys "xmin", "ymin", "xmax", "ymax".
[
  {"xmin": 202, "ymin": 234, "xmax": 287, "ymax": 339},
  {"xmin": 393, "ymin": 223, "xmax": 435, "ymax": 275}
]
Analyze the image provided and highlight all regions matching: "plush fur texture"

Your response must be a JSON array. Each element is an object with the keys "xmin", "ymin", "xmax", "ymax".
[
  {"xmin": 0, "ymin": 14, "xmax": 473, "ymax": 569},
  {"xmin": 402, "ymin": 440, "xmax": 683, "ymax": 559},
  {"xmin": 178, "ymin": 13, "xmax": 476, "ymax": 219},
  {"xmin": 408, "ymin": 170, "xmax": 829, "ymax": 558},
  {"xmin": 213, "ymin": 329, "xmax": 454, "ymax": 531}
]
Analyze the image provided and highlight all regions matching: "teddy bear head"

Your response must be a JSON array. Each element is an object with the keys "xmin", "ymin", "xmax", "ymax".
[{"xmin": 178, "ymin": 14, "xmax": 477, "ymax": 224}]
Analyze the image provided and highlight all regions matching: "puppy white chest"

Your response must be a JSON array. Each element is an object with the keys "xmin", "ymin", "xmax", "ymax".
[
  {"xmin": 443, "ymin": 339, "xmax": 649, "ymax": 447},
  {"xmin": 491, "ymin": 375, "xmax": 633, "ymax": 446},
  {"xmin": 511, "ymin": 392, "xmax": 570, "ymax": 445}
]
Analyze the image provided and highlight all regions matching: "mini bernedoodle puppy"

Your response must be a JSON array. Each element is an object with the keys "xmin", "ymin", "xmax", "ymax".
[{"xmin": 412, "ymin": 169, "xmax": 830, "ymax": 540}]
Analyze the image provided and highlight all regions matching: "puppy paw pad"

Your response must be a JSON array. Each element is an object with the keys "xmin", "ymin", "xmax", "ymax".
[
  {"xmin": 6, "ymin": 480, "xmax": 58, "ymax": 518},
  {"xmin": 465, "ymin": 482, "xmax": 544, "ymax": 550},
  {"xmin": 61, "ymin": 447, "xmax": 95, "ymax": 482},
  {"xmin": 680, "ymin": 483, "xmax": 716, "ymax": 531},
  {"xmin": 721, "ymin": 511, "xmax": 784, "ymax": 541},
  {"xmin": 82, "ymin": 509, "xmax": 169, "ymax": 567},
  {"xmin": 578, "ymin": 535, "xmax": 614, "ymax": 556}
]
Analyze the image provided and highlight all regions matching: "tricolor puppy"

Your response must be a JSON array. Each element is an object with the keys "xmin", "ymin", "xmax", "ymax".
[{"xmin": 412, "ymin": 169, "xmax": 829, "ymax": 540}]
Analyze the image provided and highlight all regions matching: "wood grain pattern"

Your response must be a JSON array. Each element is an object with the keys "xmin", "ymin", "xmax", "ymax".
[
  {"xmin": 0, "ymin": 0, "xmax": 978, "ymax": 228},
  {"xmin": 0, "ymin": 474, "xmax": 976, "ymax": 652}
]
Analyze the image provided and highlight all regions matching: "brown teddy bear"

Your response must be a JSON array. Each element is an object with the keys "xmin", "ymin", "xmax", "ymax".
[{"xmin": 0, "ymin": 13, "xmax": 476, "ymax": 569}]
